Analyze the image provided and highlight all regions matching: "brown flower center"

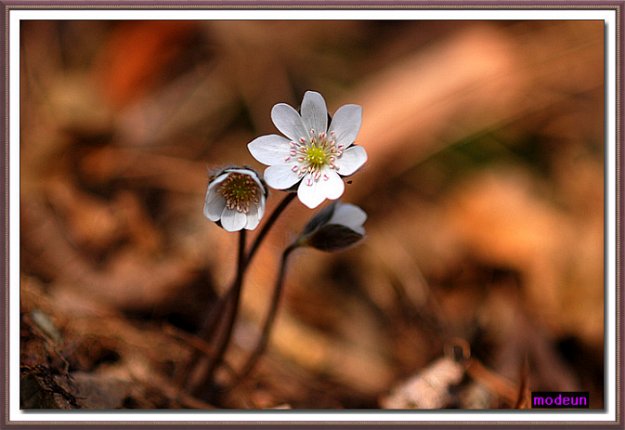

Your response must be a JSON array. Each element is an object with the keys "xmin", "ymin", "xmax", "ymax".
[{"xmin": 218, "ymin": 173, "xmax": 260, "ymax": 213}]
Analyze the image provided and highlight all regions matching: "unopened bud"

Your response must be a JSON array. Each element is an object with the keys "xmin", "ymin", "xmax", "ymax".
[{"xmin": 299, "ymin": 201, "xmax": 366, "ymax": 252}]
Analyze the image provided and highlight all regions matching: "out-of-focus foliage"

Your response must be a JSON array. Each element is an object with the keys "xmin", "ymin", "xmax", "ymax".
[{"xmin": 20, "ymin": 20, "xmax": 604, "ymax": 409}]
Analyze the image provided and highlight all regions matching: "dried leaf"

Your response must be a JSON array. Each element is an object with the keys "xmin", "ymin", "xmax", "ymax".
[{"xmin": 381, "ymin": 357, "xmax": 465, "ymax": 409}]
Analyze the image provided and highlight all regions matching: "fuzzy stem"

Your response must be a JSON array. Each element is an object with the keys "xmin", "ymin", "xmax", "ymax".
[
  {"xmin": 186, "ymin": 193, "xmax": 297, "ymax": 393},
  {"xmin": 227, "ymin": 242, "xmax": 299, "ymax": 390},
  {"xmin": 197, "ymin": 192, "xmax": 297, "ymax": 341},
  {"xmin": 247, "ymin": 192, "xmax": 297, "ymax": 264},
  {"xmin": 199, "ymin": 229, "xmax": 247, "ymax": 388}
]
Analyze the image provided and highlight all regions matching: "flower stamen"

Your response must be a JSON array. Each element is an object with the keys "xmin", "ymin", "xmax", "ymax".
[
  {"xmin": 218, "ymin": 173, "xmax": 260, "ymax": 213},
  {"xmin": 286, "ymin": 132, "xmax": 344, "ymax": 183}
]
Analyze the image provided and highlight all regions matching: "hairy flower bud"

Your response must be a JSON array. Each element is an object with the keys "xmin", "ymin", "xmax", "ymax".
[{"xmin": 299, "ymin": 201, "xmax": 366, "ymax": 251}]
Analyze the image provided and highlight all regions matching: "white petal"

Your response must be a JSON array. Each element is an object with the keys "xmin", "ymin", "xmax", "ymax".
[
  {"xmin": 264, "ymin": 164, "xmax": 301, "ymax": 190},
  {"xmin": 297, "ymin": 170, "xmax": 345, "ymax": 209},
  {"xmin": 322, "ymin": 170, "xmax": 345, "ymax": 200},
  {"xmin": 220, "ymin": 207, "xmax": 247, "ymax": 232},
  {"xmin": 301, "ymin": 91, "xmax": 328, "ymax": 135},
  {"xmin": 328, "ymin": 104, "xmax": 362, "ymax": 148},
  {"xmin": 208, "ymin": 172, "xmax": 230, "ymax": 188},
  {"xmin": 257, "ymin": 195, "xmax": 266, "ymax": 220},
  {"xmin": 271, "ymin": 103, "xmax": 310, "ymax": 142},
  {"xmin": 248, "ymin": 134, "xmax": 292, "ymax": 166},
  {"xmin": 203, "ymin": 189, "xmax": 226, "ymax": 222},
  {"xmin": 246, "ymin": 195, "xmax": 266, "ymax": 230},
  {"xmin": 329, "ymin": 203, "xmax": 367, "ymax": 232},
  {"xmin": 297, "ymin": 176, "xmax": 325, "ymax": 209},
  {"xmin": 335, "ymin": 145, "xmax": 367, "ymax": 176},
  {"xmin": 203, "ymin": 171, "xmax": 235, "ymax": 221},
  {"xmin": 245, "ymin": 204, "xmax": 261, "ymax": 230},
  {"xmin": 351, "ymin": 225, "xmax": 365, "ymax": 236},
  {"xmin": 223, "ymin": 168, "xmax": 261, "ymax": 180}
]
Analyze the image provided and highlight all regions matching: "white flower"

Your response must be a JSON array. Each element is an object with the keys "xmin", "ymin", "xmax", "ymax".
[
  {"xmin": 300, "ymin": 201, "xmax": 367, "ymax": 251},
  {"xmin": 203, "ymin": 167, "xmax": 267, "ymax": 232},
  {"xmin": 248, "ymin": 91, "xmax": 368, "ymax": 209}
]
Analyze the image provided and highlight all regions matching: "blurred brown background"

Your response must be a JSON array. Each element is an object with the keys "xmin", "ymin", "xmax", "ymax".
[{"xmin": 20, "ymin": 20, "xmax": 604, "ymax": 409}]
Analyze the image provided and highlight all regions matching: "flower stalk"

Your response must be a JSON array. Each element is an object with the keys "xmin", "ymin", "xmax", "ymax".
[
  {"xmin": 227, "ymin": 241, "xmax": 299, "ymax": 390},
  {"xmin": 195, "ymin": 192, "xmax": 297, "ymax": 344},
  {"xmin": 198, "ymin": 228, "xmax": 247, "ymax": 391},
  {"xmin": 186, "ymin": 193, "xmax": 297, "ymax": 394},
  {"xmin": 226, "ymin": 201, "xmax": 367, "ymax": 390}
]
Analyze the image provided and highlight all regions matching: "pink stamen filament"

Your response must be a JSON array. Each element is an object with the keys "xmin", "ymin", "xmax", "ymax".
[
  {"xmin": 218, "ymin": 173, "xmax": 261, "ymax": 213},
  {"xmin": 289, "ymin": 132, "xmax": 343, "ymax": 184}
]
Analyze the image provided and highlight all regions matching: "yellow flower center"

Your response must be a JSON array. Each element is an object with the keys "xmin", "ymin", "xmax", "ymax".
[
  {"xmin": 288, "ymin": 130, "xmax": 345, "ymax": 183},
  {"xmin": 305, "ymin": 145, "xmax": 328, "ymax": 170}
]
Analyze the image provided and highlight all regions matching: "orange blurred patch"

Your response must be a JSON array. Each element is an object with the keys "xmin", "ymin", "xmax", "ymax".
[{"xmin": 95, "ymin": 21, "xmax": 197, "ymax": 107}]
